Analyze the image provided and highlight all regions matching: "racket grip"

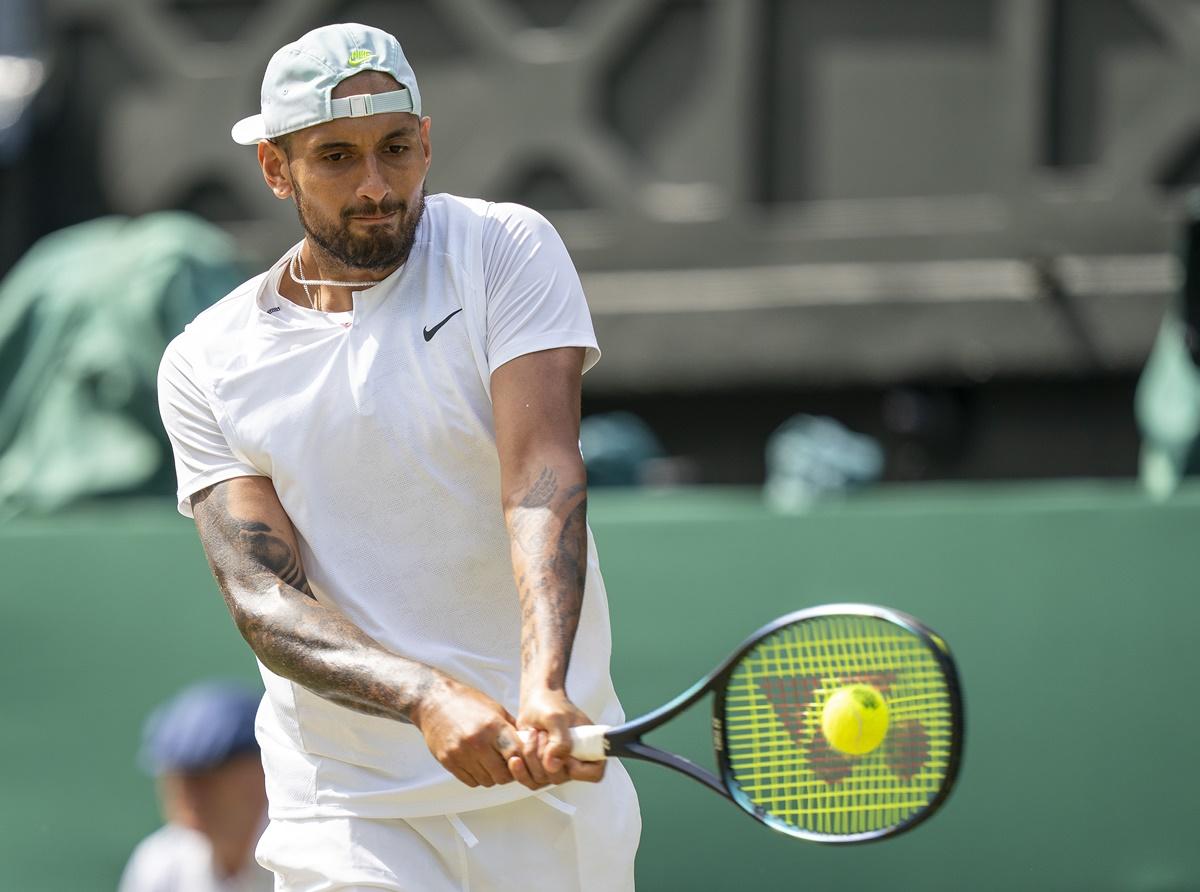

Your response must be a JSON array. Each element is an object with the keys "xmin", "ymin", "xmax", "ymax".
[{"xmin": 516, "ymin": 725, "xmax": 610, "ymax": 761}]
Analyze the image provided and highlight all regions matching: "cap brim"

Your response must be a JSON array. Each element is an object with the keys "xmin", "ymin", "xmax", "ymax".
[{"xmin": 231, "ymin": 113, "xmax": 267, "ymax": 145}]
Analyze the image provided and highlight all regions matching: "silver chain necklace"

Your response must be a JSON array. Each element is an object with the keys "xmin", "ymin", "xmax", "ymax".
[{"xmin": 289, "ymin": 246, "xmax": 382, "ymax": 312}]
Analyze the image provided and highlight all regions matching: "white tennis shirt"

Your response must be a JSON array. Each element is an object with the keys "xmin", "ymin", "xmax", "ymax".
[{"xmin": 158, "ymin": 194, "xmax": 623, "ymax": 818}]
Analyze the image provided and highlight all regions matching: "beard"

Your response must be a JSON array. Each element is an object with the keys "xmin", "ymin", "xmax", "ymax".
[{"xmin": 293, "ymin": 183, "xmax": 426, "ymax": 272}]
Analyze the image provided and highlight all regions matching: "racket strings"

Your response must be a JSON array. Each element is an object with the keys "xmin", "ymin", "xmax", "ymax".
[{"xmin": 722, "ymin": 615, "xmax": 956, "ymax": 838}]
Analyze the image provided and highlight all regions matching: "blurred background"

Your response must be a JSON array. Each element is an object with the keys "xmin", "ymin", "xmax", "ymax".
[{"xmin": 3, "ymin": 0, "xmax": 1200, "ymax": 889}]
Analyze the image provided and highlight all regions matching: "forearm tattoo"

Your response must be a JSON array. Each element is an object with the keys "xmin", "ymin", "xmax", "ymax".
[
  {"xmin": 521, "ymin": 467, "xmax": 559, "ymax": 508},
  {"xmin": 508, "ymin": 466, "xmax": 588, "ymax": 680},
  {"xmin": 190, "ymin": 483, "xmax": 434, "ymax": 722}
]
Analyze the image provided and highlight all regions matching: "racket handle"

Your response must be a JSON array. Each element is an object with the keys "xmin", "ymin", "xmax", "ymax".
[{"xmin": 516, "ymin": 724, "xmax": 610, "ymax": 761}]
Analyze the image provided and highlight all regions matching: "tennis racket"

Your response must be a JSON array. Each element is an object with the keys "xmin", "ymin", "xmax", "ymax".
[{"xmin": 548, "ymin": 603, "xmax": 964, "ymax": 843}]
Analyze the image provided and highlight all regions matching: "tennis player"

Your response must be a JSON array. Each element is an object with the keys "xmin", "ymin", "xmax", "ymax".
[{"xmin": 157, "ymin": 22, "xmax": 639, "ymax": 891}]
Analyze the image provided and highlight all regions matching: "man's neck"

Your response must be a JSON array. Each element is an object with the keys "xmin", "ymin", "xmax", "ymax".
[
  {"xmin": 209, "ymin": 832, "xmax": 253, "ymax": 881},
  {"xmin": 279, "ymin": 241, "xmax": 399, "ymax": 314}
]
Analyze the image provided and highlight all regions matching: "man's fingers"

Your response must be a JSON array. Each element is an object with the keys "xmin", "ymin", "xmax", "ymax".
[
  {"xmin": 563, "ymin": 756, "xmax": 605, "ymax": 783},
  {"xmin": 494, "ymin": 726, "xmax": 535, "ymax": 786},
  {"xmin": 508, "ymin": 754, "xmax": 541, "ymax": 790},
  {"xmin": 479, "ymin": 748, "xmax": 515, "ymax": 787},
  {"xmin": 518, "ymin": 727, "xmax": 571, "ymax": 785},
  {"xmin": 519, "ymin": 729, "xmax": 552, "ymax": 787},
  {"xmin": 542, "ymin": 720, "xmax": 572, "ymax": 774},
  {"xmin": 460, "ymin": 748, "xmax": 502, "ymax": 787},
  {"xmin": 451, "ymin": 761, "xmax": 487, "ymax": 787},
  {"xmin": 539, "ymin": 731, "xmax": 572, "ymax": 784}
]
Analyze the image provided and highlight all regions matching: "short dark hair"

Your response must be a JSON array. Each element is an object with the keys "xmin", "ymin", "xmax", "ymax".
[{"xmin": 270, "ymin": 133, "xmax": 294, "ymax": 158}]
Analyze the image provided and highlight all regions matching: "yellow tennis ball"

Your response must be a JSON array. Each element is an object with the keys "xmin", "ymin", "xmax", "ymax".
[{"xmin": 821, "ymin": 684, "xmax": 889, "ymax": 755}]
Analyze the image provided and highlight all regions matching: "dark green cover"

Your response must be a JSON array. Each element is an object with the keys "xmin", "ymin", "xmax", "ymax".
[{"xmin": 0, "ymin": 213, "xmax": 242, "ymax": 518}]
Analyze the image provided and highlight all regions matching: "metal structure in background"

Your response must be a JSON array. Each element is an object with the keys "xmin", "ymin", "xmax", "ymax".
[{"xmin": 17, "ymin": 0, "xmax": 1200, "ymax": 391}]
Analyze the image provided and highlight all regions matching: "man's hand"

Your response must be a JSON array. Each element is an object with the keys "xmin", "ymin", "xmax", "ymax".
[
  {"xmin": 410, "ymin": 677, "xmax": 528, "ymax": 789},
  {"xmin": 511, "ymin": 687, "xmax": 605, "ymax": 788}
]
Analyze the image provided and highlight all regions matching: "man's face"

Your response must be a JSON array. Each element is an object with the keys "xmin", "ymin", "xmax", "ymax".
[
  {"xmin": 270, "ymin": 71, "xmax": 432, "ymax": 272},
  {"xmin": 160, "ymin": 753, "xmax": 266, "ymax": 844}
]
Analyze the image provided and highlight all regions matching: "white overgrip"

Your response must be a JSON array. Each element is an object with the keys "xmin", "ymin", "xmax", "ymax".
[{"xmin": 566, "ymin": 724, "xmax": 609, "ymax": 761}]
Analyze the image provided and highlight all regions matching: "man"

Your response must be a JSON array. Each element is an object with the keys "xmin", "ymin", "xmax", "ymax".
[
  {"xmin": 157, "ymin": 22, "xmax": 640, "ymax": 892},
  {"xmin": 119, "ymin": 683, "xmax": 272, "ymax": 892}
]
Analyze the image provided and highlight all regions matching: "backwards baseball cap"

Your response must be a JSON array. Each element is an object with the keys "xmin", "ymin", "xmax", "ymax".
[
  {"xmin": 138, "ymin": 681, "xmax": 262, "ymax": 775},
  {"xmin": 231, "ymin": 23, "xmax": 422, "ymax": 145}
]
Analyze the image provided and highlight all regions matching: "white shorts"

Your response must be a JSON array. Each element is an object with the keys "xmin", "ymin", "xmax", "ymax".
[{"xmin": 256, "ymin": 763, "xmax": 641, "ymax": 892}]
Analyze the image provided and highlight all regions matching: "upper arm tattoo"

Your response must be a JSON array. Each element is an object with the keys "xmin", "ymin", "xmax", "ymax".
[{"xmin": 191, "ymin": 483, "xmax": 313, "ymax": 597}]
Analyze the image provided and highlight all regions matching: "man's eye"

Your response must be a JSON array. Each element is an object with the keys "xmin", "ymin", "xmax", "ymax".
[
  {"xmin": 324, "ymin": 152, "xmax": 347, "ymax": 163},
  {"xmin": 387, "ymin": 144, "xmax": 408, "ymax": 155}
]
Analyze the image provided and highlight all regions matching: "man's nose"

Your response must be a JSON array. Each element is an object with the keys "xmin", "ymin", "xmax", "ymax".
[{"xmin": 356, "ymin": 155, "xmax": 391, "ymax": 205}]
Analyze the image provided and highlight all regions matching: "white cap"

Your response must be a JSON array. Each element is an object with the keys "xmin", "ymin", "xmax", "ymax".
[{"xmin": 231, "ymin": 23, "xmax": 422, "ymax": 145}]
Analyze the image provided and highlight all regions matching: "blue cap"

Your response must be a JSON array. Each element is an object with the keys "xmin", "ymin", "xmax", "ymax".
[{"xmin": 138, "ymin": 682, "xmax": 262, "ymax": 774}]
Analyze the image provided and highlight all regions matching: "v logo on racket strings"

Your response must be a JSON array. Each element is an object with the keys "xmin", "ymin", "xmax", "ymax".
[{"xmin": 755, "ymin": 670, "xmax": 930, "ymax": 784}]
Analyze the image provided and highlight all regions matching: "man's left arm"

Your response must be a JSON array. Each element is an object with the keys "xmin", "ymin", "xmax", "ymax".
[{"xmin": 493, "ymin": 345, "xmax": 605, "ymax": 787}]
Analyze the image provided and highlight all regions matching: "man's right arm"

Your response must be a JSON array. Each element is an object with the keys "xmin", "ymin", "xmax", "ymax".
[{"xmin": 189, "ymin": 474, "xmax": 527, "ymax": 789}]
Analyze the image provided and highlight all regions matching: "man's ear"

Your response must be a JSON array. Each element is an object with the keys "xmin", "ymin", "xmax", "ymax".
[
  {"xmin": 420, "ymin": 116, "xmax": 432, "ymax": 175},
  {"xmin": 259, "ymin": 140, "xmax": 294, "ymax": 200}
]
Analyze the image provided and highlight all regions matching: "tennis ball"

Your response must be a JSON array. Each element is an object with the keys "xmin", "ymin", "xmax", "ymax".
[{"xmin": 821, "ymin": 683, "xmax": 889, "ymax": 756}]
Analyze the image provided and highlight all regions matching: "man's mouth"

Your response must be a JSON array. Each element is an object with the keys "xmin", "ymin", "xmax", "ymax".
[{"xmin": 349, "ymin": 211, "xmax": 398, "ymax": 223}]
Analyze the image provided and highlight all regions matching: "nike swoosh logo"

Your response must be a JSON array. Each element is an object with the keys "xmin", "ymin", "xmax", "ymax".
[{"xmin": 423, "ymin": 308, "xmax": 463, "ymax": 342}]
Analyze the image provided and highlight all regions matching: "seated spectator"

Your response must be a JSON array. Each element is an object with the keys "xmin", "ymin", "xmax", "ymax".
[{"xmin": 119, "ymin": 682, "xmax": 272, "ymax": 892}]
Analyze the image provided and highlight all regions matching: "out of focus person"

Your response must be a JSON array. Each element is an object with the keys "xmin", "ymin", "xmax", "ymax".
[
  {"xmin": 764, "ymin": 414, "xmax": 883, "ymax": 512},
  {"xmin": 119, "ymin": 682, "xmax": 271, "ymax": 892},
  {"xmin": 1137, "ymin": 190, "xmax": 1200, "ymax": 499},
  {"xmin": 580, "ymin": 411, "xmax": 665, "ymax": 486}
]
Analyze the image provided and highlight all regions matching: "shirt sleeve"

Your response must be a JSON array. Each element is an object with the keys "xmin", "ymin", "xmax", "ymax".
[
  {"xmin": 481, "ymin": 203, "xmax": 600, "ymax": 375},
  {"xmin": 158, "ymin": 336, "xmax": 264, "ymax": 517}
]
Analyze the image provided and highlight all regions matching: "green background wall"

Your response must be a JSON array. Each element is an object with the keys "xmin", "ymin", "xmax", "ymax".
[{"xmin": 3, "ymin": 483, "xmax": 1197, "ymax": 891}]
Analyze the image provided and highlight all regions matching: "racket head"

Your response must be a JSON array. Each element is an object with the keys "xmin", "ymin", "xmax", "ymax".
[{"xmin": 713, "ymin": 603, "xmax": 964, "ymax": 843}]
